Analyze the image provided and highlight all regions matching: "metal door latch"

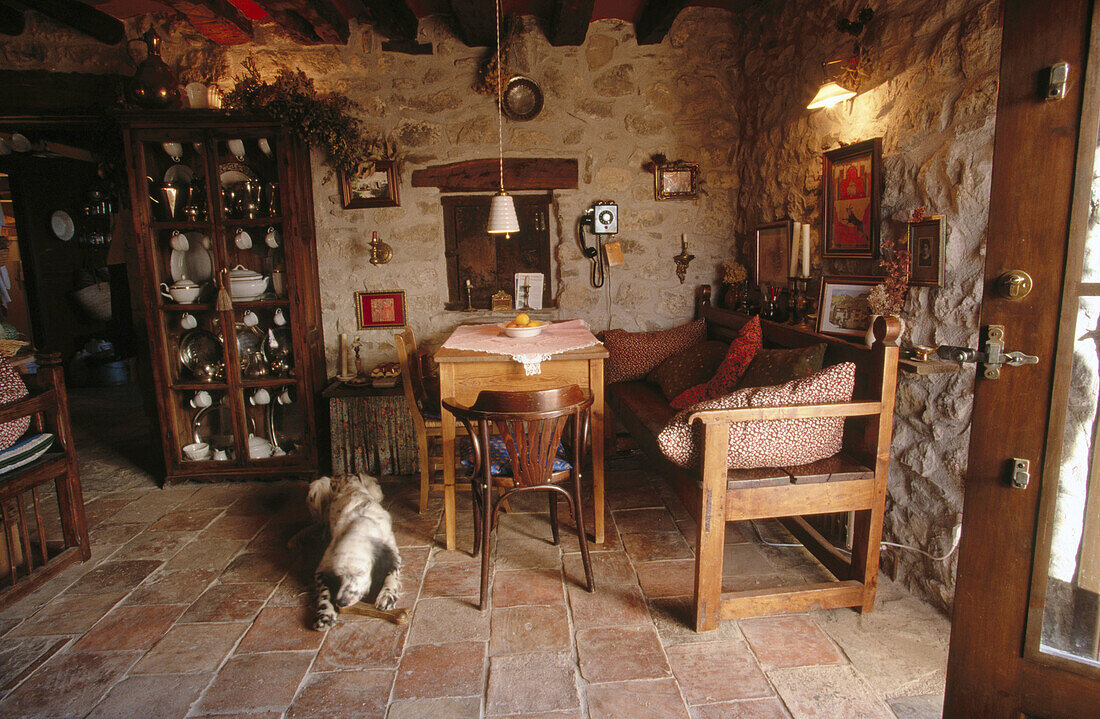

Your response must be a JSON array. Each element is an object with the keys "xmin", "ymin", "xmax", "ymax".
[
  {"xmin": 1010, "ymin": 458, "xmax": 1030, "ymax": 489},
  {"xmin": 938, "ymin": 325, "xmax": 1039, "ymax": 379}
]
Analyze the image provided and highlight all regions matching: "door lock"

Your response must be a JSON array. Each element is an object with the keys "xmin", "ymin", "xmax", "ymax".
[
  {"xmin": 938, "ymin": 325, "xmax": 1039, "ymax": 379},
  {"xmin": 995, "ymin": 270, "xmax": 1033, "ymax": 300},
  {"xmin": 1009, "ymin": 458, "xmax": 1030, "ymax": 489}
]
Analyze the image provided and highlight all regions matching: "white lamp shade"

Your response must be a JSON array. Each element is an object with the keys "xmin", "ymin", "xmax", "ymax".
[
  {"xmin": 807, "ymin": 81, "xmax": 856, "ymax": 109},
  {"xmin": 487, "ymin": 192, "xmax": 520, "ymax": 235}
]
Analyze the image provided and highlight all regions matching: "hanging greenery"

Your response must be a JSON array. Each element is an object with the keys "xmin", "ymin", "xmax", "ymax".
[{"xmin": 225, "ymin": 58, "xmax": 397, "ymax": 177}]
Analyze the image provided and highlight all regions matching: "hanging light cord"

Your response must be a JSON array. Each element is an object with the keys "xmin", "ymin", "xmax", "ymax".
[{"xmin": 495, "ymin": 0, "xmax": 505, "ymax": 193}]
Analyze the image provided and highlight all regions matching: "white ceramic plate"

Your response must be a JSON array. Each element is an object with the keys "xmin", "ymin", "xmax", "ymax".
[
  {"xmin": 170, "ymin": 242, "xmax": 213, "ymax": 282},
  {"xmin": 50, "ymin": 210, "xmax": 74, "ymax": 241},
  {"xmin": 164, "ymin": 163, "xmax": 194, "ymax": 186},
  {"xmin": 219, "ymin": 160, "xmax": 258, "ymax": 188}
]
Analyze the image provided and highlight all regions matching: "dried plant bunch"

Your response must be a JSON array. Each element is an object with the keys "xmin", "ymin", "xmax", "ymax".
[
  {"xmin": 867, "ymin": 234, "xmax": 911, "ymax": 315},
  {"xmin": 721, "ymin": 260, "xmax": 747, "ymax": 284}
]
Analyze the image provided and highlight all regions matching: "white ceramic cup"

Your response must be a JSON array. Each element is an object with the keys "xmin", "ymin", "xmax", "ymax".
[
  {"xmin": 273, "ymin": 308, "xmax": 287, "ymax": 326},
  {"xmin": 258, "ymin": 138, "xmax": 272, "ymax": 157},
  {"xmin": 190, "ymin": 390, "xmax": 212, "ymax": 408},
  {"xmin": 162, "ymin": 142, "xmax": 183, "ymax": 162},
  {"xmin": 160, "ymin": 282, "xmax": 200, "ymax": 304},
  {"xmin": 184, "ymin": 82, "xmax": 208, "ymax": 109},
  {"xmin": 180, "ymin": 312, "xmax": 198, "ymax": 330},
  {"xmin": 243, "ymin": 310, "xmax": 259, "ymax": 327},
  {"xmin": 9, "ymin": 134, "xmax": 31, "ymax": 153},
  {"xmin": 169, "ymin": 230, "xmax": 189, "ymax": 252},
  {"xmin": 235, "ymin": 228, "xmax": 252, "ymax": 250},
  {"xmin": 265, "ymin": 227, "xmax": 280, "ymax": 248},
  {"xmin": 276, "ymin": 388, "xmax": 292, "ymax": 405},
  {"xmin": 250, "ymin": 388, "xmax": 271, "ymax": 406},
  {"xmin": 182, "ymin": 442, "xmax": 210, "ymax": 461},
  {"xmin": 212, "ymin": 448, "xmax": 229, "ymax": 461},
  {"xmin": 271, "ymin": 270, "xmax": 286, "ymax": 298},
  {"xmin": 227, "ymin": 139, "xmax": 246, "ymax": 161}
]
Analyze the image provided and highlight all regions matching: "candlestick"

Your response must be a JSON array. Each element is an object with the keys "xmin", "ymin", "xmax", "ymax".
[
  {"xmin": 790, "ymin": 222, "xmax": 801, "ymax": 277},
  {"xmin": 801, "ymin": 223, "xmax": 811, "ymax": 278}
]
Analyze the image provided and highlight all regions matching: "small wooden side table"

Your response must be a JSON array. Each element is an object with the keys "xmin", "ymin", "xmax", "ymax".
[{"xmin": 323, "ymin": 380, "xmax": 417, "ymax": 477}]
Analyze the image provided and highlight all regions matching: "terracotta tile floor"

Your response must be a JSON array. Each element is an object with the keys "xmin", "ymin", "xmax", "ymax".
[{"xmin": 0, "ymin": 386, "xmax": 950, "ymax": 718}]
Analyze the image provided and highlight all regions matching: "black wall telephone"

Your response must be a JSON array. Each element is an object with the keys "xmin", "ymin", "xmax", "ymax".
[{"xmin": 579, "ymin": 200, "xmax": 618, "ymax": 287}]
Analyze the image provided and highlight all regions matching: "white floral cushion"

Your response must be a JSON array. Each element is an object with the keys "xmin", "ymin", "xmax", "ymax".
[
  {"xmin": 657, "ymin": 362, "xmax": 856, "ymax": 470},
  {"xmin": 0, "ymin": 356, "xmax": 30, "ymax": 451}
]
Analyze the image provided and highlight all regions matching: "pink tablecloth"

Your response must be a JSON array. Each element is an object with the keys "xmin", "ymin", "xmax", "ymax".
[{"xmin": 440, "ymin": 319, "xmax": 601, "ymax": 375}]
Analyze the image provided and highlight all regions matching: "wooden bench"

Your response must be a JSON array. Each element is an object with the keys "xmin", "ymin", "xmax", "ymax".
[{"xmin": 606, "ymin": 286, "xmax": 900, "ymax": 631}]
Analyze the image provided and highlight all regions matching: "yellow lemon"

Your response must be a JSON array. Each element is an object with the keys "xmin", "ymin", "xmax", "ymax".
[
  {"xmin": 514, "ymin": 313, "xmax": 530, "ymax": 327},
  {"xmin": 527, "ymin": 320, "xmax": 543, "ymax": 327}
]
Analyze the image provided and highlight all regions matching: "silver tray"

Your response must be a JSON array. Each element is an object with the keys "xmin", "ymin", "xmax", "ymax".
[{"xmin": 178, "ymin": 330, "xmax": 223, "ymax": 375}]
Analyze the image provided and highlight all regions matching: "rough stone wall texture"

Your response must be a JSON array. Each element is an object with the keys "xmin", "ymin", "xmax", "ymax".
[{"xmin": 732, "ymin": 0, "xmax": 1000, "ymax": 611}]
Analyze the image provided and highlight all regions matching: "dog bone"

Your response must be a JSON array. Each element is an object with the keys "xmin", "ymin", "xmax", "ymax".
[{"xmin": 342, "ymin": 603, "xmax": 409, "ymax": 625}]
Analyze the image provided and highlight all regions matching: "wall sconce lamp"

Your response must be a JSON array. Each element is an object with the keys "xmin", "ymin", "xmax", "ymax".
[
  {"xmin": 807, "ymin": 7, "xmax": 873, "ymax": 110},
  {"xmin": 807, "ymin": 61, "xmax": 858, "ymax": 109}
]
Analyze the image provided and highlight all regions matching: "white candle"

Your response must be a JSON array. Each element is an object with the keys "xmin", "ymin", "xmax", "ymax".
[
  {"xmin": 790, "ymin": 222, "xmax": 801, "ymax": 276},
  {"xmin": 681, "ymin": 232, "xmax": 687, "ymax": 251},
  {"xmin": 339, "ymin": 333, "xmax": 349, "ymax": 376},
  {"xmin": 754, "ymin": 230, "xmax": 760, "ymax": 283},
  {"xmin": 801, "ymin": 223, "xmax": 811, "ymax": 277}
]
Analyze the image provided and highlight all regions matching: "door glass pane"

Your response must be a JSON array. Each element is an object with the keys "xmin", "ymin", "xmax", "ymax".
[{"xmin": 1039, "ymin": 123, "xmax": 1100, "ymax": 667}]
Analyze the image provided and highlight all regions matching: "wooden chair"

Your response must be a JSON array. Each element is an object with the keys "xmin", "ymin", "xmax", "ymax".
[
  {"xmin": 0, "ymin": 353, "xmax": 90, "ymax": 603},
  {"xmin": 443, "ymin": 385, "xmax": 594, "ymax": 609}
]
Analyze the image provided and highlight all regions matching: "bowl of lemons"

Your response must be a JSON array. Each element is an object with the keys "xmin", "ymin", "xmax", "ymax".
[{"xmin": 500, "ymin": 313, "xmax": 547, "ymax": 338}]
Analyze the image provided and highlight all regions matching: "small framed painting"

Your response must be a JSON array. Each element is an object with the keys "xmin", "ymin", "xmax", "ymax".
[
  {"xmin": 654, "ymin": 162, "xmax": 699, "ymax": 200},
  {"xmin": 340, "ymin": 160, "xmax": 399, "ymax": 209},
  {"xmin": 753, "ymin": 220, "xmax": 793, "ymax": 290},
  {"xmin": 822, "ymin": 138, "xmax": 881, "ymax": 259},
  {"xmin": 908, "ymin": 216, "xmax": 945, "ymax": 287},
  {"xmin": 355, "ymin": 290, "xmax": 406, "ymax": 329},
  {"xmin": 816, "ymin": 276, "xmax": 877, "ymax": 339}
]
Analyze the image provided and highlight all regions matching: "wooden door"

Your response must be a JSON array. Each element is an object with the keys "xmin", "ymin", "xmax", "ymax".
[{"xmin": 944, "ymin": 1, "xmax": 1100, "ymax": 716}]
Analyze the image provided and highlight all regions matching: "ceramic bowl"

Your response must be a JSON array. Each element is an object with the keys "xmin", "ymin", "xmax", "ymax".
[
  {"xmin": 227, "ymin": 267, "xmax": 268, "ymax": 300},
  {"xmin": 182, "ymin": 441, "xmax": 210, "ymax": 461},
  {"xmin": 499, "ymin": 322, "xmax": 546, "ymax": 338}
]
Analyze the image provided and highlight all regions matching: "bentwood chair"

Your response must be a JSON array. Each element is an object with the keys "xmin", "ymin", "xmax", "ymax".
[{"xmin": 442, "ymin": 385, "xmax": 594, "ymax": 610}]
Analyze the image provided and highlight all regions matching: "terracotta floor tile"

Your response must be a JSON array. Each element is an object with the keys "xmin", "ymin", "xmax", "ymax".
[
  {"xmin": 191, "ymin": 714, "xmax": 283, "ymax": 719},
  {"xmin": 113, "ymin": 530, "xmax": 197, "ymax": 560},
  {"xmin": 887, "ymin": 694, "xmax": 944, "ymax": 719},
  {"xmin": 421, "ymin": 559, "xmax": 483, "ymax": 598},
  {"xmin": 201, "ymin": 513, "xmax": 271, "ymax": 540},
  {"xmin": 646, "ymin": 596, "xmax": 744, "ymax": 645},
  {"xmin": 723, "ymin": 543, "xmax": 781, "ymax": 577},
  {"xmin": 691, "ymin": 697, "xmax": 793, "ymax": 719},
  {"xmin": 612, "ymin": 507, "xmax": 679, "ymax": 534},
  {"xmin": 219, "ymin": 551, "xmax": 288, "ymax": 584},
  {"xmin": 131, "ymin": 621, "xmax": 250, "ymax": 674},
  {"xmin": 386, "ymin": 696, "xmax": 482, "ymax": 719},
  {"xmin": 285, "ymin": 670, "xmax": 393, "ymax": 719},
  {"xmin": 268, "ymin": 572, "xmax": 313, "ymax": 607},
  {"xmin": 146, "ymin": 507, "xmax": 223, "ymax": 532},
  {"xmin": 621, "ymin": 531, "xmax": 694, "ymax": 562},
  {"xmin": 0, "ymin": 637, "xmax": 67, "ymax": 692},
  {"xmin": 125, "ymin": 569, "xmax": 217, "ymax": 605},
  {"xmin": 557, "ymin": 509, "xmax": 622, "ymax": 553},
  {"xmin": 0, "ymin": 650, "xmax": 140, "ymax": 719},
  {"xmin": 392, "ymin": 641, "xmax": 487, "ymax": 700},
  {"xmin": 72, "ymin": 604, "xmax": 185, "ymax": 651},
  {"xmin": 567, "ymin": 582, "xmax": 650, "ymax": 629},
  {"xmin": 225, "ymin": 485, "xmax": 297, "ymax": 516},
  {"xmin": 666, "ymin": 641, "xmax": 773, "ymax": 704},
  {"xmin": 393, "ymin": 518, "xmax": 440, "ymax": 548},
  {"xmin": 635, "ymin": 559, "xmax": 697, "ymax": 598},
  {"xmin": 491, "ymin": 712, "xmax": 582, "ymax": 719},
  {"xmin": 179, "ymin": 582, "xmax": 273, "ymax": 623},
  {"xmin": 89, "ymin": 522, "xmax": 148, "ymax": 547},
  {"xmin": 587, "ymin": 678, "xmax": 690, "ymax": 719},
  {"xmin": 606, "ymin": 486, "xmax": 664, "ymax": 510},
  {"xmin": 84, "ymin": 497, "xmax": 136, "ymax": 528},
  {"xmin": 485, "ymin": 652, "xmax": 579, "ymax": 715},
  {"xmin": 767, "ymin": 665, "xmax": 893, "ymax": 719},
  {"xmin": 739, "ymin": 615, "xmax": 845, "ymax": 669},
  {"xmin": 492, "ymin": 534, "xmax": 563, "ymax": 570},
  {"xmin": 85, "ymin": 673, "xmax": 211, "ymax": 719},
  {"xmin": 490, "ymin": 604, "xmax": 571, "ymax": 655},
  {"xmin": 576, "ymin": 625, "xmax": 671, "ymax": 683},
  {"xmin": 66, "ymin": 559, "xmax": 163, "ymax": 594},
  {"xmin": 563, "ymin": 550, "xmax": 635, "ymax": 585},
  {"xmin": 177, "ymin": 485, "xmax": 249, "ymax": 510},
  {"xmin": 237, "ymin": 605, "xmax": 325, "ymax": 652},
  {"xmin": 194, "ymin": 651, "xmax": 314, "ymax": 715},
  {"xmin": 492, "ymin": 568, "xmax": 565, "ymax": 607},
  {"xmin": 407, "ymin": 596, "xmax": 489, "ymax": 645},
  {"xmin": 7, "ymin": 593, "xmax": 124, "ymax": 637},
  {"xmin": 314, "ymin": 618, "xmax": 408, "ymax": 671},
  {"xmin": 163, "ymin": 538, "xmax": 246, "ymax": 572}
]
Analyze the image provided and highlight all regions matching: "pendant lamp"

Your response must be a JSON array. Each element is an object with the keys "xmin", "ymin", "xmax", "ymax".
[{"xmin": 486, "ymin": 0, "xmax": 519, "ymax": 238}]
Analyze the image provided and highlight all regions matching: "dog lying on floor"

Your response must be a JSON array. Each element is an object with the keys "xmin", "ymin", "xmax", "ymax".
[{"xmin": 298, "ymin": 473, "xmax": 401, "ymax": 630}]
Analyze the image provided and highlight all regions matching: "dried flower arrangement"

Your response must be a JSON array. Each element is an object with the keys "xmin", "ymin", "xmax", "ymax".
[
  {"xmin": 867, "ymin": 235, "xmax": 910, "ymax": 315},
  {"xmin": 721, "ymin": 260, "xmax": 748, "ymax": 284}
]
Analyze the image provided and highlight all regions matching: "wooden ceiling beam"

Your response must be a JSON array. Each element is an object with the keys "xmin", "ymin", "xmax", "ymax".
[
  {"xmin": 252, "ymin": 0, "xmax": 349, "ymax": 44},
  {"xmin": 23, "ymin": 0, "xmax": 124, "ymax": 44},
  {"xmin": 412, "ymin": 158, "xmax": 579, "ymax": 192},
  {"xmin": 634, "ymin": 0, "xmax": 687, "ymax": 45},
  {"xmin": 345, "ymin": 0, "xmax": 419, "ymax": 41},
  {"xmin": 547, "ymin": 0, "xmax": 593, "ymax": 46},
  {"xmin": 0, "ymin": 3, "xmax": 24, "ymax": 36},
  {"xmin": 449, "ymin": 0, "xmax": 495, "ymax": 47},
  {"xmin": 160, "ymin": 0, "xmax": 253, "ymax": 45}
]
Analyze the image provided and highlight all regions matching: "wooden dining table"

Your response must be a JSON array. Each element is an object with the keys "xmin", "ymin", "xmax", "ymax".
[{"xmin": 434, "ymin": 326, "xmax": 609, "ymax": 551}]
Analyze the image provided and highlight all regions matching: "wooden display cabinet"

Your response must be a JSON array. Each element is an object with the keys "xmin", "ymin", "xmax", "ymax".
[{"xmin": 121, "ymin": 112, "xmax": 325, "ymax": 483}]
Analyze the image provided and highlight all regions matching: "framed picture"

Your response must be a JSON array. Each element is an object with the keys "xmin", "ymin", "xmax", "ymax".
[
  {"xmin": 340, "ymin": 160, "xmax": 399, "ymax": 209},
  {"xmin": 822, "ymin": 138, "xmax": 881, "ymax": 259},
  {"xmin": 753, "ymin": 220, "xmax": 793, "ymax": 289},
  {"xmin": 816, "ymin": 276, "xmax": 878, "ymax": 339},
  {"xmin": 355, "ymin": 290, "xmax": 406, "ymax": 329},
  {"xmin": 654, "ymin": 162, "xmax": 699, "ymax": 200},
  {"xmin": 908, "ymin": 216, "xmax": 945, "ymax": 287}
]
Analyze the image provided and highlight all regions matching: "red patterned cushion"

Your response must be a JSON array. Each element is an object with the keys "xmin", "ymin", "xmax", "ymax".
[
  {"xmin": 604, "ymin": 319, "xmax": 705, "ymax": 384},
  {"xmin": 657, "ymin": 362, "xmax": 856, "ymax": 469},
  {"xmin": 669, "ymin": 317, "xmax": 761, "ymax": 409},
  {"xmin": 0, "ymin": 356, "xmax": 30, "ymax": 451}
]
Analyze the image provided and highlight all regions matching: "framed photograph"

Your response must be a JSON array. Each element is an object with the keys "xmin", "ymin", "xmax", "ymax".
[
  {"xmin": 908, "ymin": 216, "xmax": 945, "ymax": 287},
  {"xmin": 340, "ymin": 160, "xmax": 399, "ymax": 209},
  {"xmin": 816, "ymin": 276, "xmax": 878, "ymax": 339},
  {"xmin": 753, "ymin": 220, "xmax": 793, "ymax": 289},
  {"xmin": 355, "ymin": 290, "xmax": 406, "ymax": 329},
  {"xmin": 654, "ymin": 162, "xmax": 699, "ymax": 200},
  {"xmin": 822, "ymin": 138, "xmax": 881, "ymax": 259}
]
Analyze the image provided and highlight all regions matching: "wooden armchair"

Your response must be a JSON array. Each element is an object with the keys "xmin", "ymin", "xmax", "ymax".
[{"xmin": 0, "ymin": 353, "xmax": 90, "ymax": 603}]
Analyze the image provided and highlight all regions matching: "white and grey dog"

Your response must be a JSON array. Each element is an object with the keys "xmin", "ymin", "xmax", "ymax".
[{"xmin": 302, "ymin": 473, "xmax": 401, "ymax": 630}]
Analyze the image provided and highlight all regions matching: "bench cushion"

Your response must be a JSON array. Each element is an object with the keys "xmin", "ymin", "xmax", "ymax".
[
  {"xmin": 736, "ymin": 344, "xmax": 827, "ymax": 389},
  {"xmin": 605, "ymin": 319, "xmax": 705, "ymax": 384},
  {"xmin": 670, "ymin": 316, "xmax": 761, "ymax": 409},
  {"xmin": 646, "ymin": 340, "xmax": 729, "ymax": 401}
]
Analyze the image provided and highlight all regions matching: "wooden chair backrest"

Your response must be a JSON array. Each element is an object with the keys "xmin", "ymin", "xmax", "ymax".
[{"xmin": 394, "ymin": 329, "xmax": 428, "ymax": 428}]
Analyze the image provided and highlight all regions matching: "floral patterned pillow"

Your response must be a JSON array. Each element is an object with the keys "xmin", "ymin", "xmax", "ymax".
[
  {"xmin": 657, "ymin": 362, "xmax": 856, "ymax": 469},
  {"xmin": 669, "ymin": 317, "xmax": 762, "ymax": 409},
  {"xmin": 0, "ymin": 356, "xmax": 30, "ymax": 451},
  {"xmin": 646, "ymin": 340, "xmax": 729, "ymax": 402},
  {"xmin": 735, "ymin": 344, "xmax": 827, "ymax": 389},
  {"xmin": 604, "ymin": 319, "xmax": 706, "ymax": 384}
]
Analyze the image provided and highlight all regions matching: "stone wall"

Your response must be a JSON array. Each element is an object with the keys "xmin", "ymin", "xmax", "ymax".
[{"xmin": 731, "ymin": 0, "xmax": 1001, "ymax": 610}]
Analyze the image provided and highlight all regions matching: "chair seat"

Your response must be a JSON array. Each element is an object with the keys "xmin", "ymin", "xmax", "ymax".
[{"xmin": 459, "ymin": 435, "xmax": 571, "ymax": 476}]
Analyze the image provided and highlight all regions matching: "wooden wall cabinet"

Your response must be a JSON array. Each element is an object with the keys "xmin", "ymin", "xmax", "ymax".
[{"xmin": 121, "ymin": 112, "xmax": 325, "ymax": 483}]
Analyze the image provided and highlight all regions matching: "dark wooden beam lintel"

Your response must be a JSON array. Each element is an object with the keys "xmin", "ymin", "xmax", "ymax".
[
  {"xmin": 548, "ymin": 0, "xmax": 593, "ymax": 46},
  {"xmin": 0, "ymin": 2, "xmax": 25, "ymax": 37},
  {"xmin": 449, "ymin": 0, "xmax": 495, "ymax": 48},
  {"xmin": 346, "ymin": 0, "xmax": 419, "ymax": 41},
  {"xmin": 22, "ymin": 0, "xmax": 124, "ymax": 44},
  {"xmin": 252, "ymin": 0, "xmax": 348, "ymax": 45},
  {"xmin": 412, "ymin": 158, "xmax": 579, "ymax": 192},
  {"xmin": 634, "ymin": 0, "xmax": 688, "ymax": 45},
  {"xmin": 160, "ymin": 0, "xmax": 253, "ymax": 45}
]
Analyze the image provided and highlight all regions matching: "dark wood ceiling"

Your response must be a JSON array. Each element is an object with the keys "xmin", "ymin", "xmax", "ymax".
[{"xmin": 0, "ymin": 0, "xmax": 738, "ymax": 49}]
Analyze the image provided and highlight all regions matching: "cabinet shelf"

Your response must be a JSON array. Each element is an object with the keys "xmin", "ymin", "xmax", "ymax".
[
  {"xmin": 162, "ymin": 302, "xmax": 215, "ymax": 312},
  {"xmin": 171, "ymin": 381, "xmax": 229, "ymax": 390},
  {"xmin": 240, "ymin": 378, "xmax": 297, "ymax": 388},
  {"xmin": 150, "ymin": 220, "xmax": 211, "ymax": 231},
  {"xmin": 221, "ymin": 216, "xmax": 284, "ymax": 226}
]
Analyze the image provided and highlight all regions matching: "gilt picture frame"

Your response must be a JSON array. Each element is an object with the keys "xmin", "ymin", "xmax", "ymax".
[
  {"xmin": 340, "ymin": 160, "xmax": 399, "ymax": 209},
  {"xmin": 816, "ymin": 276, "xmax": 877, "ymax": 339},
  {"xmin": 355, "ymin": 290, "xmax": 406, "ymax": 329},
  {"xmin": 654, "ymin": 162, "xmax": 699, "ymax": 200},
  {"xmin": 753, "ymin": 220, "xmax": 793, "ymax": 290},
  {"xmin": 822, "ymin": 138, "xmax": 881, "ymax": 259},
  {"xmin": 908, "ymin": 216, "xmax": 945, "ymax": 287}
]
